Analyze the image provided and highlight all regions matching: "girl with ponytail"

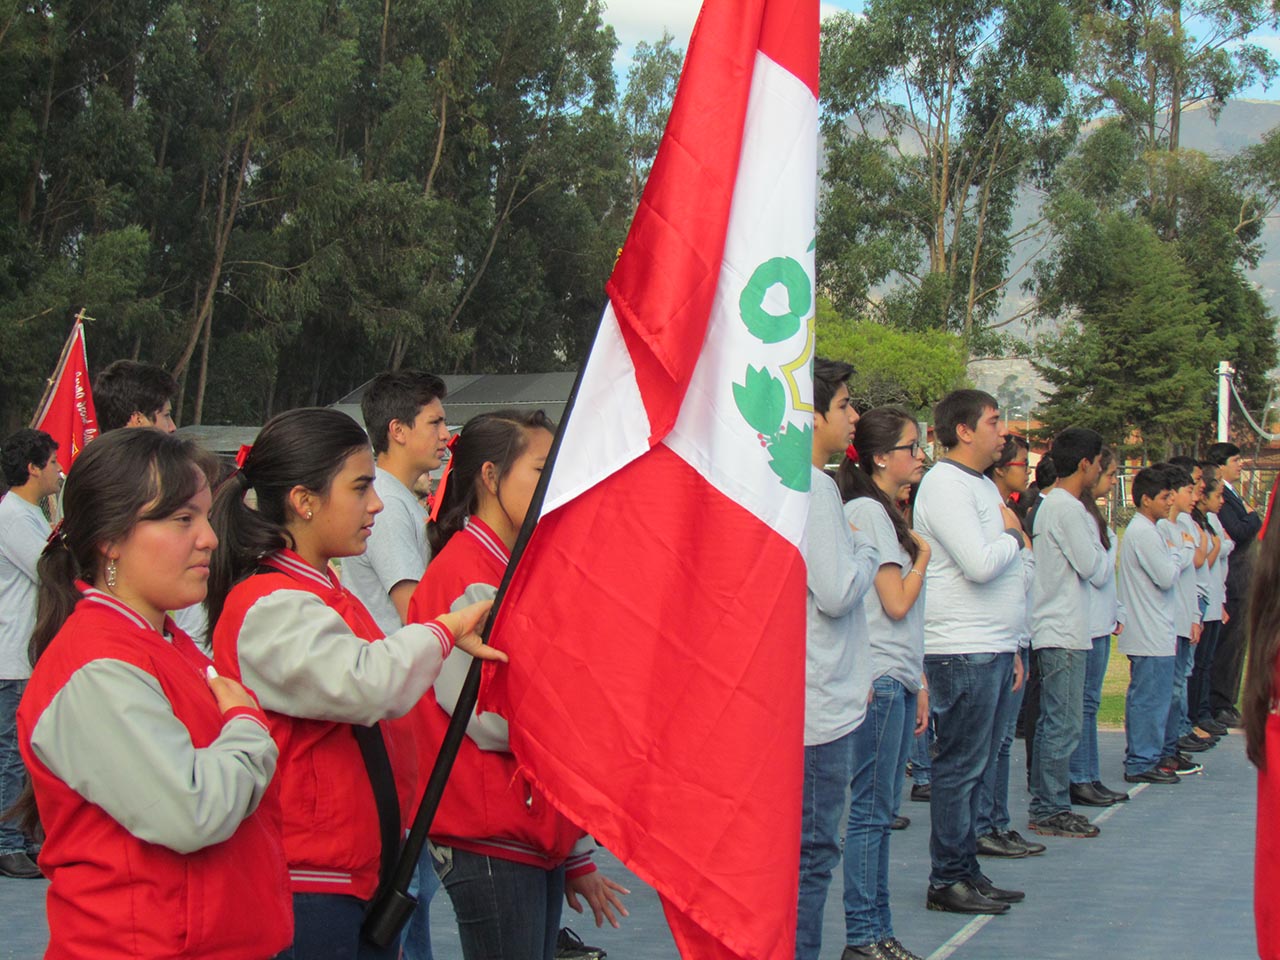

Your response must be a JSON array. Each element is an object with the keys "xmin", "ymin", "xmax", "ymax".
[
  {"xmin": 14, "ymin": 428, "xmax": 291, "ymax": 959},
  {"xmin": 833, "ymin": 406, "xmax": 930, "ymax": 960},
  {"xmin": 408, "ymin": 410, "xmax": 629, "ymax": 960},
  {"xmin": 205, "ymin": 407, "xmax": 504, "ymax": 960}
]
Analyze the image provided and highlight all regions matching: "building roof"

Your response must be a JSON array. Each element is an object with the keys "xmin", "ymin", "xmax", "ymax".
[{"xmin": 332, "ymin": 372, "xmax": 577, "ymax": 430}]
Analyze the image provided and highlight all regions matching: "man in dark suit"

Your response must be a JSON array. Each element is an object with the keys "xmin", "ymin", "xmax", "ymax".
[{"xmin": 1206, "ymin": 442, "xmax": 1262, "ymax": 726}]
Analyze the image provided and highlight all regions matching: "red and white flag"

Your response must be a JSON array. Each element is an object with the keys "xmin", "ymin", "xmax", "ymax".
[
  {"xmin": 32, "ymin": 317, "xmax": 98, "ymax": 473},
  {"xmin": 484, "ymin": 2, "xmax": 817, "ymax": 957}
]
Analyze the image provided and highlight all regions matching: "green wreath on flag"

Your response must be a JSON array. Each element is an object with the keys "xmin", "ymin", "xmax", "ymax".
[{"xmin": 733, "ymin": 255, "xmax": 814, "ymax": 492}]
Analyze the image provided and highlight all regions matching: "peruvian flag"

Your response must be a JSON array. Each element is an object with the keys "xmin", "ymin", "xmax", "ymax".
[
  {"xmin": 32, "ymin": 317, "xmax": 99, "ymax": 474},
  {"xmin": 483, "ymin": 2, "xmax": 817, "ymax": 958}
]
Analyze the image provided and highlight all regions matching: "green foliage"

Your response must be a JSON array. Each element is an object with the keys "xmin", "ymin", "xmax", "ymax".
[
  {"xmin": 814, "ymin": 298, "xmax": 969, "ymax": 413},
  {"xmin": 0, "ymin": 0, "xmax": 646, "ymax": 430},
  {"xmin": 617, "ymin": 31, "xmax": 683, "ymax": 211},
  {"xmin": 1034, "ymin": 215, "xmax": 1216, "ymax": 456},
  {"xmin": 818, "ymin": 0, "xmax": 1078, "ymax": 339}
]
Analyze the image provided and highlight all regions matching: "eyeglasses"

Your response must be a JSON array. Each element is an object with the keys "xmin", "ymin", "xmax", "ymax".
[
  {"xmin": 889, "ymin": 441, "xmax": 923, "ymax": 457},
  {"xmin": 1006, "ymin": 460, "xmax": 1028, "ymax": 467}
]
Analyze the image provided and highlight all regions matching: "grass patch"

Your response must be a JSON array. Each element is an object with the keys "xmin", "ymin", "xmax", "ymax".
[{"xmin": 1098, "ymin": 637, "xmax": 1129, "ymax": 729}]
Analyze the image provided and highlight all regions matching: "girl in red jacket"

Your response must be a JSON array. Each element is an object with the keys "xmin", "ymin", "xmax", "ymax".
[
  {"xmin": 408, "ymin": 410, "xmax": 628, "ymax": 960},
  {"xmin": 205, "ymin": 407, "xmax": 502, "ymax": 960},
  {"xmin": 14, "ymin": 428, "xmax": 292, "ymax": 959}
]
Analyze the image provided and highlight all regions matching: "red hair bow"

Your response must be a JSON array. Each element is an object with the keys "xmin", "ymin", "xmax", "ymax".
[
  {"xmin": 235, "ymin": 444, "xmax": 253, "ymax": 469},
  {"xmin": 845, "ymin": 444, "xmax": 860, "ymax": 464}
]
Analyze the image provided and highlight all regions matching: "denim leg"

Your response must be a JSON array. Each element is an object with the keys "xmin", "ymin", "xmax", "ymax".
[
  {"xmin": 1070, "ymin": 636, "xmax": 1110, "ymax": 785},
  {"xmin": 975, "ymin": 649, "xmax": 1023, "ymax": 836},
  {"xmin": 1029, "ymin": 648, "xmax": 1086, "ymax": 820},
  {"xmin": 0, "ymin": 680, "xmax": 28, "ymax": 856},
  {"xmin": 1165, "ymin": 637, "xmax": 1194, "ymax": 755},
  {"xmin": 909, "ymin": 722, "xmax": 933, "ymax": 785},
  {"xmin": 844, "ymin": 678, "xmax": 908, "ymax": 948},
  {"xmin": 924, "ymin": 653, "xmax": 1005, "ymax": 887},
  {"xmin": 1124, "ymin": 656, "xmax": 1176, "ymax": 774},
  {"xmin": 1190, "ymin": 621, "xmax": 1222, "ymax": 725},
  {"xmin": 796, "ymin": 730, "xmax": 854, "ymax": 960},
  {"xmin": 400, "ymin": 844, "xmax": 440, "ymax": 960},
  {"xmin": 431, "ymin": 844, "xmax": 565, "ymax": 960},
  {"xmin": 276, "ymin": 894, "xmax": 399, "ymax": 960}
]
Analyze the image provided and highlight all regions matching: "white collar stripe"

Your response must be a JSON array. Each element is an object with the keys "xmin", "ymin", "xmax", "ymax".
[
  {"xmin": 81, "ymin": 588, "xmax": 156, "ymax": 634},
  {"xmin": 465, "ymin": 524, "xmax": 509, "ymax": 565},
  {"xmin": 268, "ymin": 553, "xmax": 335, "ymax": 589}
]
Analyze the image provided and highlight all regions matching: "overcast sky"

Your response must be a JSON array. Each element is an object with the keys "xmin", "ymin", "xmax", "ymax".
[{"xmin": 601, "ymin": 0, "xmax": 1279, "ymax": 100}]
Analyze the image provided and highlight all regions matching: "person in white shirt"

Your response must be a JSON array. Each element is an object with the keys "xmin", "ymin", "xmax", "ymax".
[
  {"xmin": 1190, "ymin": 472, "xmax": 1234, "ymax": 733},
  {"xmin": 0, "ymin": 428, "xmax": 63, "ymax": 878},
  {"xmin": 914, "ymin": 390, "xmax": 1028, "ymax": 916}
]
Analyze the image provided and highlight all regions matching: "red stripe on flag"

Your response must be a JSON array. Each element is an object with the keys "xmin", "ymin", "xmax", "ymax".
[
  {"xmin": 606, "ymin": 0, "xmax": 820, "ymax": 446},
  {"xmin": 484, "ymin": 445, "xmax": 806, "ymax": 960},
  {"xmin": 759, "ymin": 0, "xmax": 819, "ymax": 97}
]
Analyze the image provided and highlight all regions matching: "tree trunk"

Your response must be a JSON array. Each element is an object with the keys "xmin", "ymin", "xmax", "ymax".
[{"xmin": 193, "ymin": 301, "xmax": 213, "ymax": 424}]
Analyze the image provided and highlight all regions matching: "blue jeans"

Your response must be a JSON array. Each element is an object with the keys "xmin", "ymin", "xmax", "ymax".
[
  {"xmin": 1190, "ymin": 620, "xmax": 1222, "ymax": 726},
  {"xmin": 273, "ymin": 894, "xmax": 399, "ymax": 960},
  {"xmin": 796, "ymin": 730, "xmax": 855, "ymax": 960},
  {"xmin": 844, "ymin": 678, "xmax": 916, "ymax": 947},
  {"xmin": 909, "ymin": 722, "xmax": 932, "ymax": 785},
  {"xmin": 975, "ymin": 647, "xmax": 1026, "ymax": 837},
  {"xmin": 431, "ymin": 844, "xmax": 565, "ymax": 960},
  {"xmin": 1124, "ymin": 655, "xmax": 1176, "ymax": 774},
  {"xmin": 1166, "ymin": 636, "xmax": 1194, "ymax": 753},
  {"xmin": 401, "ymin": 844, "xmax": 440, "ymax": 960},
  {"xmin": 1070, "ymin": 636, "xmax": 1112, "ymax": 785},
  {"xmin": 923, "ymin": 651, "xmax": 1012, "ymax": 887},
  {"xmin": 0, "ymin": 679, "xmax": 28, "ymax": 856},
  {"xmin": 1029, "ymin": 648, "xmax": 1086, "ymax": 820}
]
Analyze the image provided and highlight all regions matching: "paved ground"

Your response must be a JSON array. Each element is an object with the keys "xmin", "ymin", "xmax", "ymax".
[{"xmin": 0, "ymin": 731, "xmax": 1257, "ymax": 959}]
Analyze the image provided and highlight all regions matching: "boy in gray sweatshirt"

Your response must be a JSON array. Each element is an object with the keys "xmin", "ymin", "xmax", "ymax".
[{"xmin": 1117, "ymin": 466, "xmax": 1191, "ymax": 784}]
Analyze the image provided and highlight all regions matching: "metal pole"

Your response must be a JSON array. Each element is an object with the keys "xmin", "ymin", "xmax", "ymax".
[{"xmin": 1218, "ymin": 360, "xmax": 1232, "ymax": 442}]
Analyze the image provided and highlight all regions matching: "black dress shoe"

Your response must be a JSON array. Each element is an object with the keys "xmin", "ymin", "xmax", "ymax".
[
  {"xmin": 973, "ymin": 873, "xmax": 1026, "ymax": 903},
  {"xmin": 1124, "ymin": 767, "xmax": 1179, "ymax": 784},
  {"xmin": 0, "ymin": 851, "xmax": 42, "ymax": 879},
  {"xmin": 975, "ymin": 831, "xmax": 1026, "ymax": 858},
  {"xmin": 891, "ymin": 815, "xmax": 910, "ymax": 830},
  {"xmin": 1216, "ymin": 708, "xmax": 1244, "ymax": 728},
  {"xmin": 1177, "ymin": 734, "xmax": 1212, "ymax": 752},
  {"xmin": 840, "ymin": 945, "xmax": 888, "ymax": 960},
  {"xmin": 910, "ymin": 782, "xmax": 931, "ymax": 802},
  {"xmin": 1092, "ymin": 780, "xmax": 1129, "ymax": 802},
  {"xmin": 1069, "ymin": 782, "xmax": 1114, "ymax": 807},
  {"xmin": 1001, "ymin": 829, "xmax": 1046, "ymax": 856},
  {"xmin": 926, "ymin": 880, "xmax": 1010, "ymax": 915}
]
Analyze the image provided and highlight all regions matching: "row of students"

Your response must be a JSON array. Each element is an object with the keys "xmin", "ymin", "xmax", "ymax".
[{"xmin": 9, "ymin": 397, "xmax": 634, "ymax": 960}]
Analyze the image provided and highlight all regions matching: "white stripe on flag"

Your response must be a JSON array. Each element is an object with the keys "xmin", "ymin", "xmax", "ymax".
[{"xmin": 543, "ymin": 302, "xmax": 651, "ymax": 514}]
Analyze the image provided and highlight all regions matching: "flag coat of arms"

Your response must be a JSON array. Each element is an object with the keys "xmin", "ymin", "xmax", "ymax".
[
  {"xmin": 483, "ymin": 1, "xmax": 817, "ymax": 958},
  {"xmin": 32, "ymin": 318, "xmax": 98, "ymax": 474}
]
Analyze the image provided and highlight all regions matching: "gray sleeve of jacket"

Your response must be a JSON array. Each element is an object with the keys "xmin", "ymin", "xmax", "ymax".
[
  {"xmin": 1136, "ymin": 525, "xmax": 1182, "ymax": 590},
  {"xmin": 28, "ymin": 658, "xmax": 277, "ymax": 854},
  {"xmin": 434, "ymin": 582, "xmax": 509, "ymax": 752},
  {"xmin": 1055, "ymin": 505, "xmax": 1111, "ymax": 587},
  {"xmin": 238, "ymin": 589, "xmax": 450, "ymax": 725},
  {"xmin": 806, "ymin": 481, "xmax": 879, "ymax": 616}
]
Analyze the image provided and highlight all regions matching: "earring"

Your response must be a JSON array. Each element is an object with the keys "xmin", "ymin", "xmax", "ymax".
[
  {"xmin": 106, "ymin": 558, "xmax": 117, "ymax": 588},
  {"xmin": 306, "ymin": 510, "xmax": 313, "ymax": 520},
  {"xmin": 876, "ymin": 460, "xmax": 886, "ymax": 469}
]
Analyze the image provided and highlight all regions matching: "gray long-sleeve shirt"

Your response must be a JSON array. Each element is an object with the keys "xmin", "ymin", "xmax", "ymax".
[
  {"xmin": 1117, "ymin": 513, "xmax": 1183, "ymax": 657},
  {"xmin": 804, "ymin": 467, "xmax": 879, "ymax": 746},
  {"xmin": 1030, "ymin": 488, "xmax": 1111, "ymax": 651}
]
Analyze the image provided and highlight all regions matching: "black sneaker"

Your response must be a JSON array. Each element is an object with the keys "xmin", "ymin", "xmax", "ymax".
[
  {"xmin": 1159, "ymin": 754, "xmax": 1203, "ymax": 776},
  {"xmin": 975, "ymin": 831, "xmax": 1027, "ymax": 858},
  {"xmin": 1028, "ymin": 811, "xmax": 1100, "ymax": 838},
  {"xmin": 1124, "ymin": 767, "xmax": 1179, "ymax": 784},
  {"xmin": 877, "ymin": 937, "xmax": 926, "ymax": 960},
  {"xmin": 1001, "ymin": 829, "xmax": 1046, "ymax": 856},
  {"xmin": 556, "ymin": 928, "xmax": 606, "ymax": 960}
]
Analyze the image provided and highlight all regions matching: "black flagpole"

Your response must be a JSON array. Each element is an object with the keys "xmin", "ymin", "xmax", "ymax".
[{"xmin": 363, "ymin": 324, "xmax": 602, "ymax": 946}]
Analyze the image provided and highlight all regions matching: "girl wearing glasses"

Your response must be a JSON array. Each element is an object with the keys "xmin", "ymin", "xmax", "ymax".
[{"xmin": 835, "ymin": 406, "xmax": 931, "ymax": 960}]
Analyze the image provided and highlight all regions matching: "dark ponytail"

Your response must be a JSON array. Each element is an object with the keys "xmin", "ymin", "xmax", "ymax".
[
  {"xmin": 207, "ymin": 408, "xmax": 370, "ymax": 630},
  {"xmin": 428, "ymin": 409, "xmax": 555, "ymax": 555},
  {"xmin": 835, "ymin": 406, "xmax": 919, "ymax": 564},
  {"xmin": 1082, "ymin": 446, "xmax": 1113, "ymax": 551},
  {"xmin": 10, "ymin": 429, "xmax": 209, "ymax": 839}
]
